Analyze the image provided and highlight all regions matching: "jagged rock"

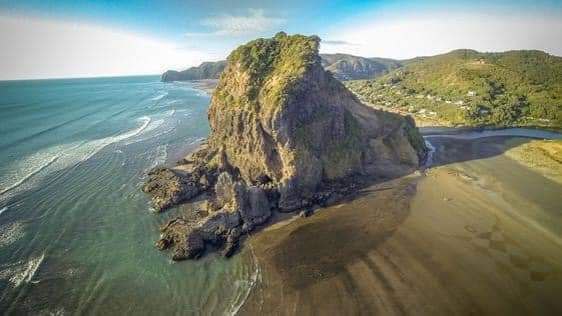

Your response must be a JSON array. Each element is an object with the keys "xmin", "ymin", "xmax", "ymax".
[
  {"xmin": 144, "ymin": 33, "xmax": 427, "ymax": 260},
  {"xmin": 214, "ymin": 172, "xmax": 238, "ymax": 208},
  {"xmin": 142, "ymin": 168, "xmax": 203, "ymax": 211},
  {"xmin": 242, "ymin": 186, "xmax": 271, "ymax": 228}
]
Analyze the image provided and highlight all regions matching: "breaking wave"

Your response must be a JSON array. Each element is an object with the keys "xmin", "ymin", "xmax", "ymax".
[
  {"xmin": 0, "ymin": 117, "xmax": 152, "ymax": 201},
  {"xmin": 0, "ymin": 253, "xmax": 45, "ymax": 287}
]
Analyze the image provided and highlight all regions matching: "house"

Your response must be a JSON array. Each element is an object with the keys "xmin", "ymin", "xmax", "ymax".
[
  {"xmin": 455, "ymin": 100, "xmax": 464, "ymax": 106},
  {"xmin": 467, "ymin": 91, "xmax": 476, "ymax": 97}
]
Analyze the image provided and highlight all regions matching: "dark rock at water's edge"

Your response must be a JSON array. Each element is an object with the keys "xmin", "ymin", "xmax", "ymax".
[{"xmin": 143, "ymin": 32, "xmax": 428, "ymax": 260}]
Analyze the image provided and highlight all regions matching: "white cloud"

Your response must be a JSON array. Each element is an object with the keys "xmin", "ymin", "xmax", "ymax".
[
  {"xmin": 188, "ymin": 9, "xmax": 285, "ymax": 37},
  {"xmin": 322, "ymin": 11, "xmax": 562, "ymax": 59},
  {"xmin": 0, "ymin": 14, "xmax": 215, "ymax": 80}
]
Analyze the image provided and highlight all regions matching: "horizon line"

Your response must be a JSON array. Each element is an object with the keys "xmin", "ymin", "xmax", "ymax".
[{"xmin": 2, "ymin": 47, "xmax": 561, "ymax": 82}]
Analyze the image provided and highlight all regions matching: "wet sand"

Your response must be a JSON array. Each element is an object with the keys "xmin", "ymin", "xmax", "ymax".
[{"xmin": 239, "ymin": 136, "xmax": 562, "ymax": 315}]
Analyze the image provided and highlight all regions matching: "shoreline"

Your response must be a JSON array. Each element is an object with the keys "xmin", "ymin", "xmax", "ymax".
[
  {"xmin": 165, "ymin": 80, "xmax": 561, "ymax": 314},
  {"xmin": 238, "ymin": 133, "xmax": 562, "ymax": 315},
  {"xmin": 189, "ymin": 79, "xmax": 218, "ymax": 95}
]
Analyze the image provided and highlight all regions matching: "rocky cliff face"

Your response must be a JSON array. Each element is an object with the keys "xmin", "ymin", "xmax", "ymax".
[{"xmin": 143, "ymin": 33, "xmax": 427, "ymax": 260}]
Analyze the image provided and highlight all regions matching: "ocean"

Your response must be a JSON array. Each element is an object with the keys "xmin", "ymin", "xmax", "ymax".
[{"xmin": 0, "ymin": 76, "xmax": 257, "ymax": 315}]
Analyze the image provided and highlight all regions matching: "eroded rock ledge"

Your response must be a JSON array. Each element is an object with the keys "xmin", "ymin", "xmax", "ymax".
[{"xmin": 142, "ymin": 33, "xmax": 427, "ymax": 260}]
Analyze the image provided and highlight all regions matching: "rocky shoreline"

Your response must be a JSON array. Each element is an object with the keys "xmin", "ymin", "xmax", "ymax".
[{"xmin": 142, "ymin": 33, "xmax": 427, "ymax": 260}]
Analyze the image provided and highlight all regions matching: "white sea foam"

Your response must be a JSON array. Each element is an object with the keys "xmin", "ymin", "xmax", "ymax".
[
  {"xmin": 0, "ymin": 154, "xmax": 60, "ymax": 196},
  {"xmin": 423, "ymin": 139, "xmax": 436, "ymax": 168},
  {"xmin": 0, "ymin": 221, "xmax": 25, "ymax": 247},
  {"xmin": 76, "ymin": 116, "xmax": 151, "ymax": 162},
  {"xmin": 0, "ymin": 117, "xmax": 152, "ymax": 201},
  {"xmin": 0, "ymin": 253, "xmax": 45, "ymax": 287},
  {"xmin": 121, "ymin": 118, "xmax": 168, "ymax": 146},
  {"xmin": 150, "ymin": 92, "xmax": 167, "ymax": 101},
  {"xmin": 227, "ymin": 245, "xmax": 261, "ymax": 316},
  {"xmin": 152, "ymin": 145, "xmax": 168, "ymax": 167}
]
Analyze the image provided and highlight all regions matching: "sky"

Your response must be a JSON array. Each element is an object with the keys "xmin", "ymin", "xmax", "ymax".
[{"xmin": 1, "ymin": 0, "xmax": 561, "ymax": 80}]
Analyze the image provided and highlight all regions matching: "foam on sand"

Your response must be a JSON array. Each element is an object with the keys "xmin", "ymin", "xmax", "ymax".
[{"xmin": 226, "ymin": 245, "xmax": 261, "ymax": 316}]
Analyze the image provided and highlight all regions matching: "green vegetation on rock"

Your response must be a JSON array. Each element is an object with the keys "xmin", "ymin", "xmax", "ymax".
[
  {"xmin": 208, "ymin": 32, "xmax": 426, "ymax": 205},
  {"xmin": 145, "ymin": 33, "xmax": 428, "ymax": 260}
]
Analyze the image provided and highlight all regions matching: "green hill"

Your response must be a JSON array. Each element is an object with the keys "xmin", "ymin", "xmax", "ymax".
[{"xmin": 346, "ymin": 49, "xmax": 562, "ymax": 127}]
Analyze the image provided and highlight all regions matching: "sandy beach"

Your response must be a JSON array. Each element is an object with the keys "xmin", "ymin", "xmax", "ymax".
[
  {"xmin": 190, "ymin": 79, "xmax": 219, "ymax": 95},
  {"xmin": 239, "ymin": 135, "xmax": 562, "ymax": 315}
]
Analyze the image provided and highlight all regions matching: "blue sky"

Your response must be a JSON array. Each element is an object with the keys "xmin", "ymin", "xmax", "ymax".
[{"xmin": 1, "ymin": 0, "xmax": 561, "ymax": 79}]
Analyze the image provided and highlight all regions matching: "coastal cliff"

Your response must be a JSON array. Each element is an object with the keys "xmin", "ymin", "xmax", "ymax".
[
  {"xmin": 161, "ymin": 61, "xmax": 227, "ymax": 82},
  {"xmin": 143, "ymin": 32, "xmax": 427, "ymax": 260}
]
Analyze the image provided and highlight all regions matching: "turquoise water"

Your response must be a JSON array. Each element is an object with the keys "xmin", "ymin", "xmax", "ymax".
[{"xmin": 0, "ymin": 76, "xmax": 257, "ymax": 315}]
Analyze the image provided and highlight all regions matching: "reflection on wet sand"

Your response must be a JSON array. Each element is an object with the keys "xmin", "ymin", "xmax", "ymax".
[{"xmin": 239, "ymin": 136, "xmax": 562, "ymax": 315}]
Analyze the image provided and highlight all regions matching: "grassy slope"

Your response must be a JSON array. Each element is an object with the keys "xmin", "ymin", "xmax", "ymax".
[{"xmin": 346, "ymin": 49, "xmax": 562, "ymax": 128}]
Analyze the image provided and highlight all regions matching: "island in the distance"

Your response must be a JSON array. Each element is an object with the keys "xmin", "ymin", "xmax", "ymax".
[{"xmin": 143, "ymin": 32, "xmax": 427, "ymax": 260}]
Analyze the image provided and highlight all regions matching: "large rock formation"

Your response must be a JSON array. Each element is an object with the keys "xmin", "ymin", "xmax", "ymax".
[{"xmin": 143, "ymin": 33, "xmax": 427, "ymax": 260}]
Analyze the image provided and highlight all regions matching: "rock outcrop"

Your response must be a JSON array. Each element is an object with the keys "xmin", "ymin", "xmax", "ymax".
[{"xmin": 144, "ymin": 32, "xmax": 427, "ymax": 260}]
